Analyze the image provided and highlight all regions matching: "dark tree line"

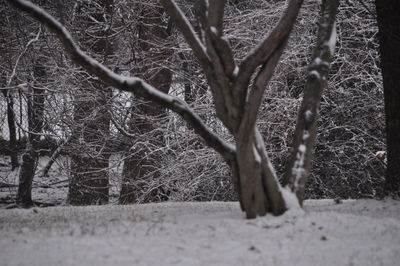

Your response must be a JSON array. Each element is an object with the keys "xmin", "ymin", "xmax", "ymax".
[{"xmin": 375, "ymin": 0, "xmax": 400, "ymax": 196}]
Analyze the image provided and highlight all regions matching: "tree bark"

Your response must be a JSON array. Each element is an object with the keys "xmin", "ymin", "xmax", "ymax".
[
  {"xmin": 16, "ymin": 57, "xmax": 46, "ymax": 207},
  {"xmin": 68, "ymin": 0, "xmax": 113, "ymax": 205},
  {"xmin": 119, "ymin": 4, "xmax": 173, "ymax": 204},
  {"xmin": 375, "ymin": 0, "xmax": 400, "ymax": 195},
  {"xmin": 283, "ymin": 0, "xmax": 339, "ymax": 204},
  {"xmin": 2, "ymin": 89, "xmax": 19, "ymax": 170}
]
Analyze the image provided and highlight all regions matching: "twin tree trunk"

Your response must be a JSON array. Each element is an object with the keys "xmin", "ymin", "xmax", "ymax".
[
  {"xmin": 68, "ymin": 0, "xmax": 113, "ymax": 205},
  {"xmin": 375, "ymin": 0, "xmax": 400, "ymax": 195},
  {"xmin": 160, "ymin": 0, "xmax": 339, "ymax": 217},
  {"xmin": 8, "ymin": 0, "xmax": 338, "ymax": 217}
]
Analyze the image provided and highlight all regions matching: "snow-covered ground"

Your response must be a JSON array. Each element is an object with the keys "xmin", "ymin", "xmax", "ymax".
[{"xmin": 1, "ymin": 199, "xmax": 399, "ymax": 266}]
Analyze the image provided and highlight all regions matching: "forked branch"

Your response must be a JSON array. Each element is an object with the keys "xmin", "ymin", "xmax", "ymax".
[
  {"xmin": 159, "ymin": 0, "xmax": 212, "ymax": 71},
  {"xmin": 235, "ymin": 0, "xmax": 304, "ymax": 109}
]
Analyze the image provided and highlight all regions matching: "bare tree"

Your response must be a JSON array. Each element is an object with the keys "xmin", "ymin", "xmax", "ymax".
[{"xmin": 6, "ymin": 0, "xmax": 338, "ymax": 217}]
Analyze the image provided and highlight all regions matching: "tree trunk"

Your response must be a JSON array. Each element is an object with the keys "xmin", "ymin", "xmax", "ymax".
[
  {"xmin": 119, "ymin": 4, "xmax": 173, "ymax": 204},
  {"xmin": 16, "ymin": 58, "xmax": 46, "ymax": 207},
  {"xmin": 375, "ymin": 0, "xmax": 400, "ymax": 195},
  {"xmin": 2, "ymin": 89, "xmax": 19, "ymax": 170},
  {"xmin": 283, "ymin": 0, "xmax": 339, "ymax": 204},
  {"xmin": 233, "ymin": 128, "xmax": 288, "ymax": 218},
  {"xmin": 68, "ymin": 80, "xmax": 112, "ymax": 205},
  {"xmin": 235, "ymin": 136, "xmax": 269, "ymax": 217},
  {"xmin": 67, "ymin": 0, "xmax": 113, "ymax": 205}
]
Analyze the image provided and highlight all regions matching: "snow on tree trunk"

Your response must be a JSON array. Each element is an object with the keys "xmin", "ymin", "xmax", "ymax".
[{"xmin": 283, "ymin": 0, "xmax": 339, "ymax": 204}]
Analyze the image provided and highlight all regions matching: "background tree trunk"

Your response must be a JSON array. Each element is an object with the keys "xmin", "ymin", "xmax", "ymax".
[
  {"xmin": 375, "ymin": 0, "xmax": 400, "ymax": 195},
  {"xmin": 16, "ymin": 57, "xmax": 46, "ymax": 207},
  {"xmin": 1, "ymin": 88, "xmax": 19, "ymax": 170},
  {"xmin": 119, "ymin": 4, "xmax": 173, "ymax": 204},
  {"xmin": 68, "ymin": 0, "xmax": 113, "ymax": 205}
]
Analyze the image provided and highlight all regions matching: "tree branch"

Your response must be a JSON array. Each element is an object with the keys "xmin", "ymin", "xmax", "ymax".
[
  {"xmin": 6, "ymin": 0, "xmax": 236, "ymax": 162},
  {"xmin": 208, "ymin": 25, "xmax": 236, "ymax": 79},
  {"xmin": 237, "ymin": 39, "xmax": 287, "ymax": 143},
  {"xmin": 159, "ymin": 0, "xmax": 212, "ymax": 71},
  {"xmin": 109, "ymin": 111, "xmax": 137, "ymax": 138},
  {"xmin": 160, "ymin": 0, "xmax": 236, "ymax": 131},
  {"xmin": 240, "ymin": 0, "xmax": 303, "ymax": 73},
  {"xmin": 207, "ymin": 0, "xmax": 226, "ymax": 35},
  {"xmin": 234, "ymin": 0, "xmax": 303, "ymax": 109}
]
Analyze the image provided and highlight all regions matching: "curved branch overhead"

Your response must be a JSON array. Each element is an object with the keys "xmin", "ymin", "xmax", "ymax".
[{"xmin": 5, "ymin": 0, "xmax": 235, "ymax": 162}]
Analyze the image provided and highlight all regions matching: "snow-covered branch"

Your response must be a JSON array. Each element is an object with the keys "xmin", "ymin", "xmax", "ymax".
[{"xmin": 6, "ymin": 0, "xmax": 236, "ymax": 162}]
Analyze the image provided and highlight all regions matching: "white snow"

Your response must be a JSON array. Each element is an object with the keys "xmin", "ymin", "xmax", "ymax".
[
  {"xmin": 298, "ymin": 144, "xmax": 306, "ymax": 153},
  {"xmin": 325, "ymin": 22, "xmax": 337, "ymax": 55},
  {"xmin": 280, "ymin": 186, "xmax": 301, "ymax": 210},
  {"xmin": 305, "ymin": 110, "xmax": 312, "ymax": 121},
  {"xmin": 313, "ymin": 57, "xmax": 322, "ymax": 65},
  {"xmin": 302, "ymin": 130, "xmax": 310, "ymax": 140},
  {"xmin": 253, "ymin": 145, "xmax": 261, "ymax": 164},
  {"xmin": 210, "ymin": 26, "xmax": 218, "ymax": 35},
  {"xmin": 233, "ymin": 66, "xmax": 239, "ymax": 77},
  {"xmin": 312, "ymin": 57, "xmax": 329, "ymax": 68},
  {"xmin": 309, "ymin": 70, "xmax": 320, "ymax": 80},
  {"xmin": 291, "ymin": 141, "xmax": 307, "ymax": 187},
  {"xmin": 1, "ymin": 199, "xmax": 399, "ymax": 266}
]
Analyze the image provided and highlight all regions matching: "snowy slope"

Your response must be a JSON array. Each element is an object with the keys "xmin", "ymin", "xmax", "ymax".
[{"xmin": 0, "ymin": 199, "xmax": 399, "ymax": 266}]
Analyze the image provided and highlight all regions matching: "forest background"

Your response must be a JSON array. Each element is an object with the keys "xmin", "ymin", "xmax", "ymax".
[{"xmin": 0, "ymin": 0, "xmax": 388, "ymax": 208}]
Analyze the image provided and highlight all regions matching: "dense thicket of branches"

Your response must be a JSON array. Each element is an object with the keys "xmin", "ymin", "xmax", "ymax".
[{"xmin": 0, "ymin": 0, "xmax": 389, "ymax": 211}]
